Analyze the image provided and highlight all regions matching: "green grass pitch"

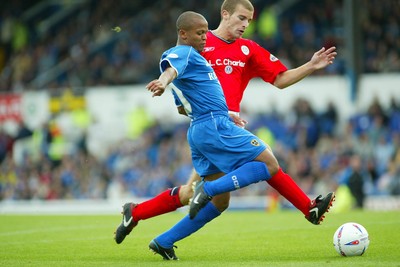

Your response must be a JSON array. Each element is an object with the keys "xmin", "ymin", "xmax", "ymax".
[{"xmin": 1, "ymin": 209, "xmax": 399, "ymax": 266}]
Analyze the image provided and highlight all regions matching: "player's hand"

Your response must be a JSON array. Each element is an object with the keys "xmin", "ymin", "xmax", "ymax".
[
  {"xmin": 146, "ymin": 80, "xmax": 166, "ymax": 97},
  {"xmin": 229, "ymin": 113, "xmax": 247, "ymax": 128},
  {"xmin": 310, "ymin": 46, "xmax": 337, "ymax": 69}
]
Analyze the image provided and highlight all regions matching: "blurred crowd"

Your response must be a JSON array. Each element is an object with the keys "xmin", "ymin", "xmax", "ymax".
[
  {"xmin": 0, "ymin": 0, "xmax": 400, "ymax": 209},
  {"xmin": 0, "ymin": 0, "xmax": 399, "ymax": 92},
  {"xmin": 1, "ymin": 96, "xmax": 400, "ymax": 207}
]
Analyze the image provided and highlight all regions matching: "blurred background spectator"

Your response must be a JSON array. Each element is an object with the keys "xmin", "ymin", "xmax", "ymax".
[{"xmin": 0, "ymin": 0, "xmax": 398, "ymax": 92}]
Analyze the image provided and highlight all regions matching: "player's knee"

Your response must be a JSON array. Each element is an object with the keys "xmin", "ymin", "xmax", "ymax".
[
  {"xmin": 258, "ymin": 149, "xmax": 280, "ymax": 176},
  {"xmin": 266, "ymin": 156, "xmax": 280, "ymax": 176},
  {"xmin": 215, "ymin": 201, "xmax": 229, "ymax": 212},
  {"xmin": 178, "ymin": 185, "xmax": 193, "ymax": 205},
  {"xmin": 212, "ymin": 194, "xmax": 230, "ymax": 212}
]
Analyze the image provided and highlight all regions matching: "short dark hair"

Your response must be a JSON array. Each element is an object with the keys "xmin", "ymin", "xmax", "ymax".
[
  {"xmin": 176, "ymin": 11, "xmax": 206, "ymax": 32},
  {"xmin": 221, "ymin": 0, "xmax": 254, "ymax": 14}
]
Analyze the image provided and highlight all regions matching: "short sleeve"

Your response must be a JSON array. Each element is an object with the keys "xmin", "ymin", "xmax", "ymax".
[{"xmin": 247, "ymin": 40, "xmax": 288, "ymax": 83}]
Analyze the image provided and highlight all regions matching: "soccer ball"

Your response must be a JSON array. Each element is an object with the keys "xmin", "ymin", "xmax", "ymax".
[{"xmin": 333, "ymin": 222, "xmax": 370, "ymax": 256}]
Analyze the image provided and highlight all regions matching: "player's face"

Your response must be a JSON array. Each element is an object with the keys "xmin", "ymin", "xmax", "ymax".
[
  {"xmin": 183, "ymin": 19, "xmax": 208, "ymax": 52},
  {"xmin": 225, "ymin": 4, "xmax": 253, "ymax": 40}
]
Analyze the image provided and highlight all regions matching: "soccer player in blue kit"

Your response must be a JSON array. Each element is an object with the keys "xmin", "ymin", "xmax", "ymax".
[{"xmin": 145, "ymin": 10, "xmax": 334, "ymax": 260}]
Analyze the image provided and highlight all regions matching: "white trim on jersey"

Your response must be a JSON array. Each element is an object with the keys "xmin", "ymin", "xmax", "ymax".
[
  {"xmin": 169, "ymin": 83, "xmax": 192, "ymax": 117},
  {"xmin": 160, "ymin": 58, "xmax": 179, "ymax": 77}
]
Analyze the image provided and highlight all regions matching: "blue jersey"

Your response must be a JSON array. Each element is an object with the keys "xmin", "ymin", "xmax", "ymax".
[
  {"xmin": 160, "ymin": 45, "xmax": 228, "ymax": 119},
  {"xmin": 159, "ymin": 45, "xmax": 267, "ymax": 176}
]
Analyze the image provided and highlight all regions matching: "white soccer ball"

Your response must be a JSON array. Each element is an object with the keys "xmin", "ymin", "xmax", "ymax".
[{"xmin": 333, "ymin": 222, "xmax": 370, "ymax": 256}]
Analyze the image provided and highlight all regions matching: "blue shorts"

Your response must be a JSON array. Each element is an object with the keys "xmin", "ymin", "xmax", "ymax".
[{"xmin": 187, "ymin": 112, "xmax": 267, "ymax": 176}]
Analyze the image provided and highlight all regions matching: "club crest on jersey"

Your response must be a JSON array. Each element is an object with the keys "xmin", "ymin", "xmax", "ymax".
[
  {"xmin": 241, "ymin": 45, "xmax": 249, "ymax": 55},
  {"xmin": 225, "ymin": 65, "xmax": 233, "ymax": 74},
  {"xmin": 204, "ymin": 47, "xmax": 215, "ymax": 52},
  {"xmin": 251, "ymin": 139, "xmax": 260, "ymax": 146},
  {"xmin": 270, "ymin": 54, "xmax": 278, "ymax": 62}
]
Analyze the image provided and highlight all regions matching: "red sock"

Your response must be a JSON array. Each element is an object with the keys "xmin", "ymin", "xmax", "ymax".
[
  {"xmin": 132, "ymin": 186, "xmax": 183, "ymax": 221},
  {"xmin": 267, "ymin": 168, "xmax": 310, "ymax": 216}
]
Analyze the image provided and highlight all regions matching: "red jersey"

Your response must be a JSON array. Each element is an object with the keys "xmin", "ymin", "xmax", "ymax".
[{"xmin": 201, "ymin": 31, "xmax": 288, "ymax": 112}]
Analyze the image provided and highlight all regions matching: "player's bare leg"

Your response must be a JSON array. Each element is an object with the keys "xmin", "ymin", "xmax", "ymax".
[
  {"xmin": 204, "ymin": 172, "xmax": 230, "ymax": 212},
  {"xmin": 184, "ymin": 171, "xmax": 230, "ymax": 212},
  {"xmin": 178, "ymin": 169, "xmax": 201, "ymax": 205}
]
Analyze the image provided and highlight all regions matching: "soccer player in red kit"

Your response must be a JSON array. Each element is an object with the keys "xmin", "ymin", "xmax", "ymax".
[
  {"xmin": 203, "ymin": 33, "xmax": 287, "ymax": 114},
  {"xmin": 115, "ymin": 0, "xmax": 337, "ymax": 257}
]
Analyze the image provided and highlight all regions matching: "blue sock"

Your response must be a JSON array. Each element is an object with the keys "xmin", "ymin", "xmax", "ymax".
[
  {"xmin": 204, "ymin": 161, "xmax": 270, "ymax": 196},
  {"xmin": 154, "ymin": 202, "xmax": 221, "ymax": 248}
]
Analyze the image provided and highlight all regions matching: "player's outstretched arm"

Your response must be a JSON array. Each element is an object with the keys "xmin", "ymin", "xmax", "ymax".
[
  {"xmin": 273, "ymin": 46, "xmax": 337, "ymax": 89},
  {"xmin": 146, "ymin": 67, "xmax": 177, "ymax": 97},
  {"xmin": 309, "ymin": 46, "xmax": 337, "ymax": 70}
]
